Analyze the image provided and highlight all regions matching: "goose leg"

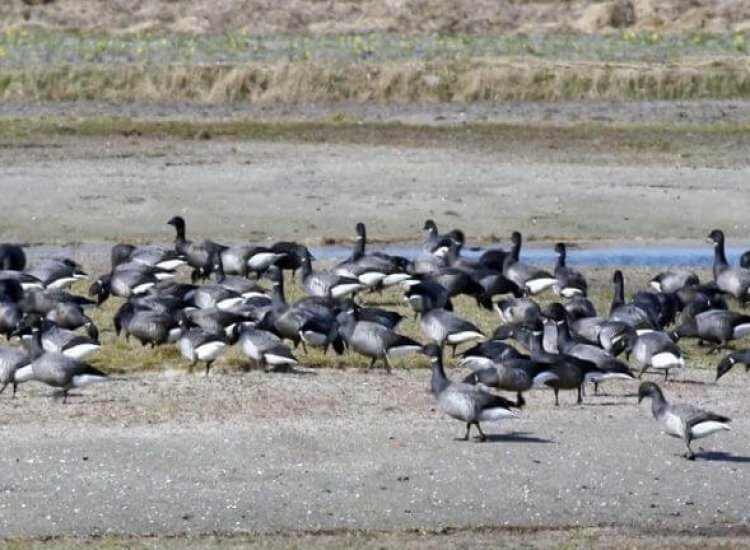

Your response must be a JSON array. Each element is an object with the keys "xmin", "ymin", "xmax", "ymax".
[
  {"xmin": 593, "ymin": 381, "xmax": 599, "ymax": 395},
  {"xmin": 516, "ymin": 392, "xmax": 525, "ymax": 408},
  {"xmin": 554, "ymin": 387, "xmax": 560, "ymax": 406},
  {"xmin": 0, "ymin": 382, "xmax": 6, "ymax": 395},
  {"xmin": 664, "ymin": 369, "xmax": 670, "ymax": 381},
  {"xmin": 474, "ymin": 422, "xmax": 487, "ymax": 442},
  {"xmin": 189, "ymin": 358, "xmax": 197, "ymax": 374},
  {"xmin": 205, "ymin": 361, "xmax": 213, "ymax": 376},
  {"xmin": 685, "ymin": 438, "xmax": 695, "ymax": 460},
  {"xmin": 12, "ymin": 382, "xmax": 17, "ymax": 398},
  {"xmin": 62, "ymin": 389, "xmax": 69, "ymax": 404},
  {"xmin": 383, "ymin": 354, "xmax": 395, "ymax": 374},
  {"xmin": 301, "ymin": 341, "xmax": 308, "ymax": 354},
  {"xmin": 638, "ymin": 366, "xmax": 647, "ymax": 379},
  {"xmin": 576, "ymin": 386, "xmax": 583, "ymax": 405},
  {"xmin": 450, "ymin": 344, "xmax": 457, "ymax": 357},
  {"xmin": 460, "ymin": 423, "xmax": 471, "ymax": 441},
  {"xmin": 369, "ymin": 357, "xmax": 377, "ymax": 370}
]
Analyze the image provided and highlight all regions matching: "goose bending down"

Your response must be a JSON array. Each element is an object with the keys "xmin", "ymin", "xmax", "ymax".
[
  {"xmin": 463, "ymin": 357, "xmax": 559, "ymax": 408},
  {"xmin": 672, "ymin": 309, "xmax": 750, "ymax": 354},
  {"xmin": 111, "ymin": 243, "xmax": 187, "ymax": 272},
  {"xmin": 649, "ymin": 270, "xmax": 699, "ymax": 294},
  {"xmin": 503, "ymin": 232, "xmax": 557, "ymax": 296},
  {"xmin": 708, "ymin": 229, "xmax": 750, "ymax": 306},
  {"xmin": 337, "ymin": 309, "xmax": 421, "ymax": 372},
  {"xmin": 553, "ymin": 243, "xmax": 588, "ymax": 298},
  {"xmin": 16, "ymin": 316, "xmax": 101, "ymax": 360},
  {"xmin": 609, "ymin": 271, "xmax": 656, "ymax": 330},
  {"xmin": 14, "ymin": 321, "xmax": 107, "ymax": 403},
  {"xmin": 0, "ymin": 299, "xmax": 22, "ymax": 340},
  {"xmin": 88, "ymin": 266, "xmax": 166, "ymax": 304},
  {"xmin": 269, "ymin": 242, "xmax": 311, "ymax": 276},
  {"xmin": 425, "ymin": 344, "xmax": 518, "ymax": 441},
  {"xmin": 638, "ymin": 381, "xmax": 731, "ymax": 460},
  {"xmin": 114, "ymin": 302, "xmax": 179, "ymax": 347},
  {"xmin": 237, "ymin": 319, "xmax": 299, "ymax": 372},
  {"xmin": 495, "ymin": 297, "xmax": 541, "ymax": 328},
  {"xmin": 419, "ymin": 305, "xmax": 484, "ymax": 356},
  {"xmin": 0, "ymin": 346, "xmax": 28, "ymax": 396},
  {"xmin": 627, "ymin": 330, "xmax": 685, "ymax": 381},
  {"xmin": 25, "ymin": 258, "xmax": 88, "ymax": 290},
  {"xmin": 167, "ymin": 216, "xmax": 225, "ymax": 277},
  {"xmin": 45, "ymin": 302, "xmax": 99, "ymax": 340},
  {"xmin": 177, "ymin": 323, "xmax": 228, "ymax": 376},
  {"xmin": 716, "ymin": 349, "xmax": 750, "ymax": 380},
  {"xmin": 299, "ymin": 251, "xmax": 364, "ymax": 299},
  {"xmin": 403, "ymin": 281, "xmax": 452, "ymax": 318},
  {"xmin": 458, "ymin": 340, "xmax": 524, "ymax": 371}
]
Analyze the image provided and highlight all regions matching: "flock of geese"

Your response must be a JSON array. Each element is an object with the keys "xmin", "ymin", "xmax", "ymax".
[{"xmin": 1, "ymin": 219, "xmax": 749, "ymax": 459}]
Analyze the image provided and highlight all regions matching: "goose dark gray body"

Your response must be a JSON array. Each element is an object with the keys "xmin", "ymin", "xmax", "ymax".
[
  {"xmin": 425, "ymin": 344, "xmax": 518, "ymax": 441},
  {"xmin": 115, "ymin": 303, "xmax": 177, "ymax": 347},
  {"xmin": 15, "ymin": 352, "xmax": 107, "ymax": 403},
  {"xmin": 609, "ymin": 271, "xmax": 656, "ymax": 330},
  {"xmin": 0, "ymin": 300, "xmax": 22, "ymax": 339},
  {"xmin": 420, "ymin": 307, "xmax": 484, "ymax": 353},
  {"xmin": 463, "ymin": 356, "xmax": 559, "ymax": 407},
  {"xmin": 299, "ymin": 251, "xmax": 364, "ymax": 299},
  {"xmin": 708, "ymin": 229, "xmax": 750, "ymax": 305},
  {"xmin": 25, "ymin": 258, "xmax": 87, "ymax": 290},
  {"xmin": 45, "ymin": 302, "xmax": 98, "ymax": 339},
  {"xmin": 403, "ymin": 281, "xmax": 452, "ymax": 317},
  {"xmin": 238, "ymin": 323, "xmax": 298, "ymax": 371},
  {"xmin": 177, "ymin": 325, "xmax": 228, "ymax": 375},
  {"xmin": 495, "ymin": 297, "xmax": 541, "ymax": 327},
  {"xmin": 553, "ymin": 243, "xmax": 588, "ymax": 298},
  {"xmin": 337, "ymin": 310, "xmax": 421, "ymax": 372},
  {"xmin": 649, "ymin": 270, "xmax": 699, "ymax": 294},
  {"xmin": 502, "ymin": 232, "xmax": 557, "ymax": 296},
  {"xmin": 628, "ymin": 330, "xmax": 685, "ymax": 380},
  {"xmin": 673, "ymin": 308, "xmax": 750, "ymax": 353},
  {"xmin": 638, "ymin": 381, "xmax": 731, "ymax": 460},
  {"xmin": 167, "ymin": 216, "xmax": 225, "ymax": 276},
  {"xmin": 458, "ymin": 340, "xmax": 524, "ymax": 371}
]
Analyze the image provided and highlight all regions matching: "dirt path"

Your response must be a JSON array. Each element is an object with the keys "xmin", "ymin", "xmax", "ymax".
[{"xmin": 0, "ymin": 366, "xmax": 747, "ymax": 540}]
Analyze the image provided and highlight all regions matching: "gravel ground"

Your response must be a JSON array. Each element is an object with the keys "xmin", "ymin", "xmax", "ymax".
[{"xmin": 0, "ymin": 365, "xmax": 748, "ymax": 540}]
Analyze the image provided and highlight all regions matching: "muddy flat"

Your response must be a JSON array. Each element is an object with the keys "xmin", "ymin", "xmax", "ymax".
[{"xmin": 0, "ymin": 365, "xmax": 748, "ymax": 542}]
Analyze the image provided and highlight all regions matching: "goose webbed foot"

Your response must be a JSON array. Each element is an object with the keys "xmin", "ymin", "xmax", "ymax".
[
  {"xmin": 577, "ymin": 386, "xmax": 583, "ymax": 405},
  {"xmin": 553, "ymin": 388, "xmax": 560, "ymax": 407},
  {"xmin": 474, "ymin": 423, "xmax": 487, "ymax": 442}
]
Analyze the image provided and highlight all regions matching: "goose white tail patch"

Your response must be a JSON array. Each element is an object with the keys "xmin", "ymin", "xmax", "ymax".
[
  {"xmin": 167, "ymin": 327, "xmax": 182, "ymax": 343},
  {"xmin": 63, "ymin": 344, "xmax": 101, "ymax": 360},
  {"xmin": 217, "ymin": 297, "xmax": 244, "ymax": 310},
  {"xmin": 248, "ymin": 253, "xmax": 284, "ymax": 270},
  {"xmin": 585, "ymin": 372, "xmax": 633, "ymax": 383},
  {"xmin": 72, "ymin": 374, "xmax": 107, "ymax": 388},
  {"xmin": 241, "ymin": 291, "xmax": 267, "ymax": 299},
  {"xmin": 388, "ymin": 344, "xmax": 422, "ymax": 356},
  {"xmin": 649, "ymin": 281, "xmax": 662, "ymax": 292},
  {"xmin": 636, "ymin": 329, "xmax": 655, "ymax": 336},
  {"xmin": 21, "ymin": 282, "xmax": 44, "ymax": 290},
  {"xmin": 524, "ymin": 278, "xmax": 557, "ymax": 295},
  {"xmin": 358, "ymin": 272, "xmax": 386, "ymax": 287},
  {"xmin": 733, "ymin": 323, "xmax": 750, "ymax": 340},
  {"xmin": 691, "ymin": 420, "xmax": 731, "ymax": 439},
  {"xmin": 265, "ymin": 353, "xmax": 297, "ymax": 366},
  {"xmin": 196, "ymin": 341, "xmax": 227, "ymax": 361},
  {"xmin": 559, "ymin": 287, "xmax": 584, "ymax": 299},
  {"xmin": 14, "ymin": 365, "xmax": 33, "ymax": 383},
  {"xmin": 156, "ymin": 259, "xmax": 187, "ymax": 271},
  {"xmin": 532, "ymin": 371, "xmax": 559, "ymax": 388},
  {"xmin": 479, "ymin": 407, "xmax": 519, "ymax": 421},
  {"xmin": 300, "ymin": 331, "xmax": 328, "ymax": 347},
  {"xmin": 132, "ymin": 282, "xmax": 156, "ymax": 295},
  {"xmin": 446, "ymin": 331, "xmax": 484, "ymax": 345},
  {"xmin": 458, "ymin": 357, "xmax": 493, "ymax": 371},
  {"xmin": 47, "ymin": 277, "xmax": 78, "ymax": 289},
  {"xmin": 330, "ymin": 283, "xmax": 364, "ymax": 299},
  {"xmin": 399, "ymin": 279, "xmax": 421, "ymax": 288},
  {"xmin": 651, "ymin": 352, "xmax": 684, "ymax": 369},
  {"xmin": 382, "ymin": 273, "xmax": 411, "ymax": 287},
  {"xmin": 154, "ymin": 272, "xmax": 176, "ymax": 281}
]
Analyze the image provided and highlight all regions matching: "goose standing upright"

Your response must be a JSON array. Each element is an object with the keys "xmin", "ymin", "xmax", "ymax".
[
  {"xmin": 638, "ymin": 381, "xmax": 731, "ymax": 460},
  {"xmin": 425, "ymin": 344, "xmax": 518, "ymax": 441},
  {"xmin": 553, "ymin": 243, "xmax": 588, "ymax": 298},
  {"xmin": 502, "ymin": 232, "xmax": 557, "ymax": 296},
  {"xmin": 708, "ymin": 229, "xmax": 750, "ymax": 306}
]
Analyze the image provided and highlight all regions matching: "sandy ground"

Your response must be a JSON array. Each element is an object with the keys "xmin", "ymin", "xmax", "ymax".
[
  {"xmin": 0, "ymin": 366, "xmax": 748, "ymax": 542},
  {"xmin": 0, "ymin": 121, "xmax": 749, "ymax": 246}
]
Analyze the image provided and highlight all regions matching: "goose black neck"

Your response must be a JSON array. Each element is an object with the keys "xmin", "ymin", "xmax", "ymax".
[
  {"xmin": 555, "ymin": 318, "xmax": 574, "ymax": 349},
  {"xmin": 430, "ymin": 355, "xmax": 450, "ymax": 396},
  {"xmin": 510, "ymin": 234, "xmax": 521, "ymax": 262},
  {"xmin": 271, "ymin": 277, "xmax": 287, "ymax": 309},
  {"xmin": 555, "ymin": 247, "xmax": 566, "ymax": 271},
  {"xmin": 28, "ymin": 327, "xmax": 44, "ymax": 359},
  {"xmin": 713, "ymin": 238, "xmax": 729, "ymax": 277},
  {"xmin": 647, "ymin": 387, "xmax": 668, "ymax": 418},
  {"xmin": 611, "ymin": 272, "xmax": 625, "ymax": 310}
]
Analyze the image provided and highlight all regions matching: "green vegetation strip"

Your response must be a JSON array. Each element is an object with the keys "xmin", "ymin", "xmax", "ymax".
[{"xmin": 2, "ymin": 57, "xmax": 750, "ymax": 103}]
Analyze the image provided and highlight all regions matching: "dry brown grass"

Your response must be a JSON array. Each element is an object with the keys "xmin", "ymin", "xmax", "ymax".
[
  {"xmin": 3, "ymin": 0, "xmax": 750, "ymax": 35},
  {"xmin": 2, "ymin": 57, "xmax": 750, "ymax": 103}
]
